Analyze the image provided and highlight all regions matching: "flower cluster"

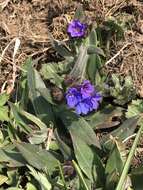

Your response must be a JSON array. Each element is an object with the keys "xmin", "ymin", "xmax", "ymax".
[
  {"xmin": 67, "ymin": 19, "xmax": 87, "ymax": 38},
  {"xmin": 65, "ymin": 80, "xmax": 102, "ymax": 115}
]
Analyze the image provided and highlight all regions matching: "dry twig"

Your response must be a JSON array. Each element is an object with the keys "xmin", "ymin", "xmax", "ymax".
[
  {"xmin": 0, "ymin": 38, "xmax": 20, "ymax": 94},
  {"xmin": 105, "ymin": 43, "xmax": 131, "ymax": 66}
]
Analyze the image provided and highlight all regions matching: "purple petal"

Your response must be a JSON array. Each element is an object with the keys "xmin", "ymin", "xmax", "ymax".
[
  {"xmin": 66, "ymin": 87, "xmax": 82, "ymax": 108},
  {"xmin": 81, "ymin": 80, "xmax": 95, "ymax": 98},
  {"xmin": 93, "ymin": 93, "xmax": 102, "ymax": 102},
  {"xmin": 75, "ymin": 102, "xmax": 90, "ymax": 115},
  {"xmin": 91, "ymin": 97, "xmax": 99, "ymax": 110},
  {"xmin": 67, "ymin": 20, "xmax": 87, "ymax": 38},
  {"xmin": 66, "ymin": 94, "xmax": 77, "ymax": 108}
]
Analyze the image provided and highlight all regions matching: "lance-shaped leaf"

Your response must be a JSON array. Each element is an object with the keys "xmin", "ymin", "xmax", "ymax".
[
  {"xmin": 15, "ymin": 142, "xmax": 60, "ymax": 174},
  {"xmin": 10, "ymin": 103, "xmax": 32, "ymax": 133},
  {"xmin": 59, "ymin": 110, "xmax": 101, "ymax": 149},
  {"xmin": 28, "ymin": 165, "xmax": 52, "ymax": 190},
  {"xmin": 57, "ymin": 109, "xmax": 102, "ymax": 181},
  {"xmin": 69, "ymin": 45, "xmax": 89, "ymax": 81},
  {"xmin": 0, "ymin": 148, "xmax": 26, "ymax": 167},
  {"xmin": 72, "ymin": 160, "xmax": 90, "ymax": 190},
  {"xmin": 86, "ymin": 29, "xmax": 104, "ymax": 84},
  {"xmin": 27, "ymin": 65, "xmax": 55, "ymax": 125},
  {"xmin": 106, "ymin": 139, "xmax": 127, "ymax": 175}
]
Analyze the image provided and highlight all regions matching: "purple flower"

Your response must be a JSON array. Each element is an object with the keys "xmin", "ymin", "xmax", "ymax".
[
  {"xmin": 91, "ymin": 93, "xmax": 102, "ymax": 110},
  {"xmin": 76, "ymin": 96, "xmax": 101, "ymax": 115},
  {"xmin": 80, "ymin": 80, "xmax": 94, "ymax": 98},
  {"xmin": 66, "ymin": 88, "xmax": 81, "ymax": 108},
  {"xmin": 65, "ymin": 80, "xmax": 102, "ymax": 115},
  {"xmin": 76, "ymin": 101, "xmax": 90, "ymax": 115},
  {"xmin": 67, "ymin": 20, "xmax": 87, "ymax": 38}
]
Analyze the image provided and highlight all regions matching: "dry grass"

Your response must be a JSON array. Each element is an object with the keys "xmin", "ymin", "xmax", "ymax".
[{"xmin": 0, "ymin": 0, "xmax": 143, "ymax": 96}]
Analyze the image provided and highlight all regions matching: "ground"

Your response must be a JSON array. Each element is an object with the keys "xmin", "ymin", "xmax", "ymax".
[{"xmin": 0, "ymin": 0, "xmax": 143, "ymax": 167}]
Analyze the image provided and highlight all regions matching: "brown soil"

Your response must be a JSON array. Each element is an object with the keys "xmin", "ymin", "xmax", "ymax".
[
  {"xmin": 104, "ymin": 0, "xmax": 143, "ymax": 96},
  {"xmin": 1, "ymin": 0, "xmax": 143, "ymax": 95}
]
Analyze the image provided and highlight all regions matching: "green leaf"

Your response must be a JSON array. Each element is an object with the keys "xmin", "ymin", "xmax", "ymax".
[
  {"xmin": 6, "ymin": 169, "xmax": 19, "ymax": 187},
  {"xmin": 52, "ymin": 40, "xmax": 73, "ymax": 58},
  {"xmin": 72, "ymin": 136, "xmax": 95, "ymax": 181},
  {"xmin": 59, "ymin": 110, "xmax": 101, "ymax": 149},
  {"xmin": 87, "ymin": 46, "xmax": 105, "ymax": 57},
  {"xmin": 110, "ymin": 75, "xmax": 136, "ymax": 106},
  {"xmin": 19, "ymin": 79, "xmax": 29, "ymax": 109},
  {"xmin": 26, "ymin": 182, "xmax": 37, "ymax": 190},
  {"xmin": 70, "ymin": 45, "xmax": 89, "ymax": 81},
  {"xmin": 87, "ymin": 54, "xmax": 102, "ymax": 84},
  {"xmin": 40, "ymin": 64, "xmax": 63, "ymax": 88},
  {"xmin": 105, "ymin": 171, "xmax": 119, "ymax": 190},
  {"xmin": 10, "ymin": 103, "xmax": 32, "ymax": 133},
  {"xmin": 92, "ymin": 152, "xmax": 105, "ymax": 188},
  {"xmin": 131, "ymin": 167, "xmax": 143, "ymax": 190},
  {"xmin": 88, "ymin": 29, "xmax": 98, "ymax": 46},
  {"xmin": 74, "ymin": 4, "xmax": 85, "ymax": 20},
  {"xmin": 0, "ymin": 93, "xmax": 9, "ymax": 106},
  {"xmin": 126, "ymin": 99, "xmax": 143, "ymax": 118},
  {"xmin": 58, "ymin": 110, "xmax": 101, "ymax": 181},
  {"xmin": 58, "ymin": 162, "xmax": 67, "ymax": 190},
  {"xmin": 27, "ymin": 65, "xmax": 55, "ymax": 125},
  {"xmin": 0, "ymin": 146, "xmax": 26, "ymax": 167},
  {"xmin": 0, "ymin": 105, "xmax": 9, "ymax": 121},
  {"xmin": 11, "ymin": 103, "xmax": 48, "ymax": 132},
  {"xmin": 20, "ymin": 110, "xmax": 47, "ymax": 130},
  {"xmin": 38, "ymin": 88, "xmax": 55, "ymax": 105},
  {"xmin": 105, "ymin": 140, "xmax": 126, "ymax": 175},
  {"xmin": 104, "ymin": 19, "xmax": 124, "ymax": 40},
  {"xmin": 28, "ymin": 129, "xmax": 48, "ymax": 145},
  {"xmin": 28, "ymin": 165, "xmax": 52, "ymax": 190},
  {"xmin": 0, "ymin": 174, "xmax": 8, "ymax": 186},
  {"xmin": 116, "ymin": 122, "xmax": 143, "ymax": 190},
  {"xmin": 72, "ymin": 160, "xmax": 90, "ymax": 190},
  {"xmin": 15, "ymin": 142, "xmax": 60, "ymax": 174},
  {"xmin": 110, "ymin": 116, "xmax": 139, "ymax": 141}
]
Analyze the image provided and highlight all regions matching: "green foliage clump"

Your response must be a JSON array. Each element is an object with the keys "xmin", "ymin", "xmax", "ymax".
[{"xmin": 0, "ymin": 4, "xmax": 143, "ymax": 190}]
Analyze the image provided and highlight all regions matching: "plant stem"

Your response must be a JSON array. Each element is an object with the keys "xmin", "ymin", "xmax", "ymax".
[
  {"xmin": 58, "ymin": 161, "xmax": 67, "ymax": 190},
  {"xmin": 116, "ymin": 123, "xmax": 143, "ymax": 190},
  {"xmin": 72, "ymin": 160, "xmax": 89, "ymax": 190}
]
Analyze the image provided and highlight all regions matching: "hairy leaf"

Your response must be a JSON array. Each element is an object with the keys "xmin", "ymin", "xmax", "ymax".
[
  {"xmin": 27, "ymin": 65, "xmax": 55, "ymax": 125},
  {"xmin": 126, "ymin": 99, "xmax": 143, "ymax": 118},
  {"xmin": 15, "ymin": 142, "xmax": 60, "ymax": 174}
]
